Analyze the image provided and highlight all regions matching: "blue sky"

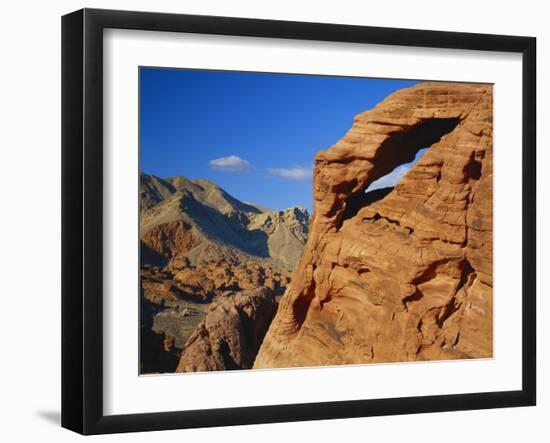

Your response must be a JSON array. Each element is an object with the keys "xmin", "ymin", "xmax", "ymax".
[{"xmin": 140, "ymin": 68, "xmax": 420, "ymax": 212}]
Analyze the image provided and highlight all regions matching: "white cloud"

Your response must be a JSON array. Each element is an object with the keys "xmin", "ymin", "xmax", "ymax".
[
  {"xmin": 367, "ymin": 165, "xmax": 410, "ymax": 191},
  {"xmin": 209, "ymin": 155, "xmax": 250, "ymax": 172},
  {"xmin": 268, "ymin": 166, "xmax": 313, "ymax": 181}
]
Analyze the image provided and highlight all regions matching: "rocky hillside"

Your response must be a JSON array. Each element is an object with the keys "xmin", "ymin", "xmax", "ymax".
[
  {"xmin": 140, "ymin": 173, "xmax": 309, "ymax": 303},
  {"xmin": 140, "ymin": 173, "xmax": 309, "ymax": 270},
  {"xmin": 254, "ymin": 82, "xmax": 493, "ymax": 369},
  {"xmin": 139, "ymin": 173, "xmax": 309, "ymax": 373}
]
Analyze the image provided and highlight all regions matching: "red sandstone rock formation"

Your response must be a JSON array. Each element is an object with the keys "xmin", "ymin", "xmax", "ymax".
[
  {"xmin": 254, "ymin": 82, "xmax": 493, "ymax": 369},
  {"xmin": 141, "ymin": 278, "xmax": 183, "ymax": 305},
  {"xmin": 141, "ymin": 220, "xmax": 199, "ymax": 260},
  {"xmin": 176, "ymin": 288, "xmax": 277, "ymax": 372}
]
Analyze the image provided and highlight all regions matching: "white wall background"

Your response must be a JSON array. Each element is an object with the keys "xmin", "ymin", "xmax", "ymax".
[{"xmin": 0, "ymin": 1, "xmax": 545, "ymax": 441}]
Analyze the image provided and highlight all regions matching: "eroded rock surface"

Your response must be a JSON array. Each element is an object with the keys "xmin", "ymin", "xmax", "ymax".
[
  {"xmin": 254, "ymin": 82, "xmax": 493, "ymax": 369},
  {"xmin": 176, "ymin": 288, "xmax": 277, "ymax": 372}
]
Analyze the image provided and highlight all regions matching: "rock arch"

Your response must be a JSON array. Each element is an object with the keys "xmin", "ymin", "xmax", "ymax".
[
  {"xmin": 340, "ymin": 118, "xmax": 460, "ymax": 224},
  {"xmin": 254, "ymin": 82, "xmax": 493, "ymax": 368}
]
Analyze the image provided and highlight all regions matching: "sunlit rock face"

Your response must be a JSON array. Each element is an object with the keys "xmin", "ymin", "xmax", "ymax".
[{"xmin": 254, "ymin": 82, "xmax": 493, "ymax": 369}]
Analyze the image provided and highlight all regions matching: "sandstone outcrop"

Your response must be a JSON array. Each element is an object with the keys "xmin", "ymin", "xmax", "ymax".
[
  {"xmin": 141, "ymin": 275, "xmax": 184, "ymax": 305},
  {"xmin": 176, "ymin": 288, "xmax": 277, "ymax": 372},
  {"xmin": 141, "ymin": 252, "xmax": 290, "ymax": 304},
  {"xmin": 254, "ymin": 82, "xmax": 493, "ymax": 369}
]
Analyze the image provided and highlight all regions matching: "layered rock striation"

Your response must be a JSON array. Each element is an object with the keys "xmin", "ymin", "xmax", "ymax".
[{"xmin": 254, "ymin": 82, "xmax": 493, "ymax": 368}]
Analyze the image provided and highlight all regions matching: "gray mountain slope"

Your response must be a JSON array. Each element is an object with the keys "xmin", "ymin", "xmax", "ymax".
[{"xmin": 140, "ymin": 172, "xmax": 309, "ymax": 270}]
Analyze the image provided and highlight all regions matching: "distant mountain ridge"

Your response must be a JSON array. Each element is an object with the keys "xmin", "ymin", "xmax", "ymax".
[{"xmin": 140, "ymin": 172, "xmax": 309, "ymax": 270}]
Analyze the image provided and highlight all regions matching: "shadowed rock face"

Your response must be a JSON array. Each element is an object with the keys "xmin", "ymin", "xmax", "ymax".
[
  {"xmin": 254, "ymin": 82, "xmax": 493, "ymax": 369},
  {"xmin": 176, "ymin": 288, "xmax": 277, "ymax": 372},
  {"xmin": 140, "ymin": 297, "xmax": 180, "ymax": 373}
]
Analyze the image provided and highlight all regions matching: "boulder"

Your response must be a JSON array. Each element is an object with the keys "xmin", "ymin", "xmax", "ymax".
[{"xmin": 176, "ymin": 287, "xmax": 277, "ymax": 372}]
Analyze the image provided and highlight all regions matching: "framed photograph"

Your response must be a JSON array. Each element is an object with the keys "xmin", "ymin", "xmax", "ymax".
[{"xmin": 61, "ymin": 8, "xmax": 536, "ymax": 435}]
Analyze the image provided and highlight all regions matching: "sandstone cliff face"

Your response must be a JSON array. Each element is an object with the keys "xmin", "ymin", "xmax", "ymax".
[
  {"xmin": 176, "ymin": 288, "xmax": 277, "ymax": 372},
  {"xmin": 254, "ymin": 82, "xmax": 493, "ymax": 368}
]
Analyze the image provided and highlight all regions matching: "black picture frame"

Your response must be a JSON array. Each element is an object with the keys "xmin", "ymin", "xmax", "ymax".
[{"xmin": 61, "ymin": 8, "xmax": 537, "ymax": 435}]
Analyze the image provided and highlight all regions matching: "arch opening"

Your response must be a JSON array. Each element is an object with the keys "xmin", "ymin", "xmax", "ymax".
[{"xmin": 340, "ymin": 117, "xmax": 460, "ymax": 224}]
